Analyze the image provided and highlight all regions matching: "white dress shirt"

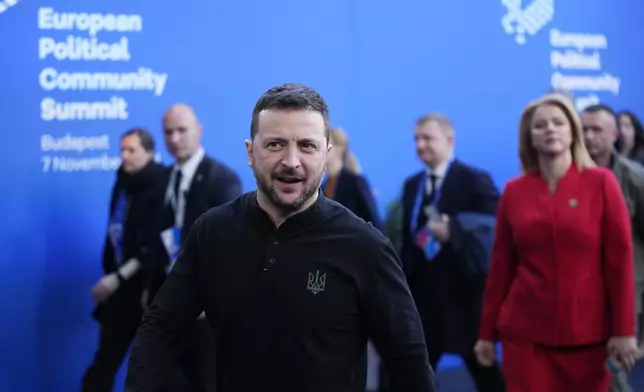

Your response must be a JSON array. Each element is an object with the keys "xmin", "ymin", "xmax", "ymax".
[
  {"xmin": 165, "ymin": 147, "xmax": 205, "ymax": 228},
  {"xmin": 425, "ymin": 156, "xmax": 452, "ymax": 196}
]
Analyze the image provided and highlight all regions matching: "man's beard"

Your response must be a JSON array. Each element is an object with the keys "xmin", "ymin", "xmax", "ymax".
[{"xmin": 253, "ymin": 167, "xmax": 323, "ymax": 215}]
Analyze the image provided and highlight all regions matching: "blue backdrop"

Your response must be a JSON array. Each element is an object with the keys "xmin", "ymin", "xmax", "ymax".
[{"xmin": 1, "ymin": 0, "xmax": 643, "ymax": 391}]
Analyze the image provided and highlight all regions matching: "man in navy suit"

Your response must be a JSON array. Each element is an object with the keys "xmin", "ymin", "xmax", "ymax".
[
  {"xmin": 160, "ymin": 104, "xmax": 242, "ymax": 392},
  {"xmin": 397, "ymin": 113, "xmax": 505, "ymax": 392}
]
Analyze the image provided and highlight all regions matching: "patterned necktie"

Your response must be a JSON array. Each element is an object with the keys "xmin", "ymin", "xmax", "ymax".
[{"xmin": 416, "ymin": 174, "xmax": 438, "ymax": 230}]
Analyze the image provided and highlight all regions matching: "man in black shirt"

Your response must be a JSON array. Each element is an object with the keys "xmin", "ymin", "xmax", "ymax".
[{"xmin": 125, "ymin": 83, "xmax": 436, "ymax": 392}]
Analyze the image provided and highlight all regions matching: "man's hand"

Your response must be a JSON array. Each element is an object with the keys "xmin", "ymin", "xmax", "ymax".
[
  {"xmin": 428, "ymin": 214, "xmax": 450, "ymax": 242},
  {"xmin": 91, "ymin": 273, "xmax": 120, "ymax": 303}
]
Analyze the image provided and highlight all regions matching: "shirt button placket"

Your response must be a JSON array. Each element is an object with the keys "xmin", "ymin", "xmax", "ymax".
[{"xmin": 264, "ymin": 238, "xmax": 280, "ymax": 272}]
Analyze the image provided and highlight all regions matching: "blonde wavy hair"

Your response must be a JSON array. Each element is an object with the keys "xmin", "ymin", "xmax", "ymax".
[
  {"xmin": 330, "ymin": 127, "xmax": 361, "ymax": 174},
  {"xmin": 519, "ymin": 93, "xmax": 595, "ymax": 173}
]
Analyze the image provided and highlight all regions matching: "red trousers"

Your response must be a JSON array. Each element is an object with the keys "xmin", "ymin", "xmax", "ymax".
[{"xmin": 501, "ymin": 340, "xmax": 610, "ymax": 392}]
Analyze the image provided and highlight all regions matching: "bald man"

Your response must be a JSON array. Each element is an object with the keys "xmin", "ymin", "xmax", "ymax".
[{"xmin": 158, "ymin": 104, "xmax": 242, "ymax": 392}]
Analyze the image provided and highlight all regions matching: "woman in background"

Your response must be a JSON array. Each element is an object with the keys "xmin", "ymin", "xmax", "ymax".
[
  {"xmin": 323, "ymin": 128, "xmax": 382, "ymax": 230},
  {"xmin": 474, "ymin": 93, "xmax": 639, "ymax": 391},
  {"xmin": 617, "ymin": 111, "xmax": 644, "ymax": 164}
]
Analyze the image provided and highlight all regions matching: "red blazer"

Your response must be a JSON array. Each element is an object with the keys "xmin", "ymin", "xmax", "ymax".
[{"xmin": 479, "ymin": 165, "xmax": 635, "ymax": 346}]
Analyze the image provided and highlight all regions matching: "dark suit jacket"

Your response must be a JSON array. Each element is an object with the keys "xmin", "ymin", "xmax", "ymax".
[
  {"xmin": 449, "ymin": 212, "xmax": 496, "ymax": 277},
  {"xmin": 400, "ymin": 159, "xmax": 499, "ymax": 354},
  {"xmin": 156, "ymin": 155, "xmax": 242, "ymax": 293},
  {"xmin": 163, "ymin": 155, "xmax": 243, "ymax": 245},
  {"xmin": 322, "ymin": 169, "xmax": 383, "ymax": 231}
]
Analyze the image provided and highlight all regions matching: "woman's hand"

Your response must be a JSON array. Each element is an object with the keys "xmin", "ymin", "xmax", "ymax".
[
  {"xmin": 474, "ymin": 339, "xmax": 496, "ymax": 367},
  {"xmin": 607, "ymin": 336, "xmax": 640, "ymax": 371}
]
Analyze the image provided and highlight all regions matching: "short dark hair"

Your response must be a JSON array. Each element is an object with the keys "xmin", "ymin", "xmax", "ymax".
[
  {"xmin": 618, "ymin": 111, "xmax": 644, "ymax": 157},
  {"xmin": 249, "ymin": 83, "xmax": 330, "ymax": 140},
  {"xmin": 122, "ymin": 127, "xmax": 155, "ymax": 152},
  {"xmin": 582, "ymin": 103, "xmax": 617, "ymax": 121}
]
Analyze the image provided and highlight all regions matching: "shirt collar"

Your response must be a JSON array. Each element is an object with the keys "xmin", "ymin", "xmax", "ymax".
[
  {"xmin": 175, "ymin": 147, "xmax": 205, "ymax": 180},
  {"xmin": 426, "ymin": 156, "xmax": 453, "ymax": 178},
  {"xmin": 247, "ymin": 189, "xmax": 333, "ymax": 236}
]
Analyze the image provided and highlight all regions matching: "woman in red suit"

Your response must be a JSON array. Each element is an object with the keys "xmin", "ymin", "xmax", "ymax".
[{"xmin": 474, "ymin": 93, "xmax": 640, "ymax": 392}]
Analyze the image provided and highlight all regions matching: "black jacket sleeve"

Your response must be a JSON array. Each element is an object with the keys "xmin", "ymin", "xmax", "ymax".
[
  {"xmin": 399, "ymin": 177, "xmax": 417, "ymax": 279},
  {"xmin": 125, "ymin": 215, "xmax": 205, "ymax": 391},
  {"xmin": 362, "ymin": 234, "xmax": 437, "ymax": 392},
  {"xmin": 354, "ymin": 175, "xmax": 383, "ymax": 232},
  {"xmin": 211, "ymin": 164, "xmax": 242, "ymax": 207},
  {"xmin": 137, "ymin": 180, "xmax": 168, "ymax": 292},
  {"xmin": 470, "ymin": 169, "xmax": 499, "ymax": 215}
]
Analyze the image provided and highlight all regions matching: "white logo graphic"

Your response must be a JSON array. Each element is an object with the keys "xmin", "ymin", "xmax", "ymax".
[
  {"xmin": 0, "ymin": 0, "xmax": 22, "ymax": 15},
  {"xmin": 502, "ymin": 0, "xmax": 555, "ymax": 45},
  {"xmin": 307, "ymin": 270, "xmax": 326, "ymax": 295}
]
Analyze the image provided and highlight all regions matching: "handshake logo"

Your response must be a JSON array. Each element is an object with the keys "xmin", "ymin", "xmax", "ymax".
[
  {"xmin": 0, "ymin": 0, "xmax": 21, "ymax": 15},
  {"xmin": 501, "ymin": 0, "xmax": 555, "ymax": 45}
]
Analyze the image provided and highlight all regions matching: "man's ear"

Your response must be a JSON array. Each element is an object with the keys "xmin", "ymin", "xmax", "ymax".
[{"xmin": 244, "ymin": 139, "xmax": 253, "ymax": 166}]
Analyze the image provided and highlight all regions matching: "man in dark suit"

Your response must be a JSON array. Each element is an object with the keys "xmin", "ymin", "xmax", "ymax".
[
  {"xmin": 398, "ymin": 113, "xmax": 505, "ymax": 392},
  {"xmin": 160, "ymin": 103, "xmax": 242, "ymax": 392}
]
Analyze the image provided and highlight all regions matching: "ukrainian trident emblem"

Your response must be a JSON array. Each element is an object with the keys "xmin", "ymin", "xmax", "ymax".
[{"xmin": 307, "ymin": 270, "xmax": 327, "ymax": 295}]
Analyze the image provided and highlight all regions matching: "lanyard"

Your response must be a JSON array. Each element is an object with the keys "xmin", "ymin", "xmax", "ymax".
[
  {"xmin": 410, "ymin": 159, "xmax": 453, "ymax": 234},
  {"xmin": 109, "ymin": 190, "xmax": 128, "ymax": 264}
]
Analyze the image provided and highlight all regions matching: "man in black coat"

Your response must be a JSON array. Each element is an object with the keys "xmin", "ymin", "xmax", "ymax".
[{"xmin": 81, "ymin": 128, "xmax": 167, "ymax": 392}]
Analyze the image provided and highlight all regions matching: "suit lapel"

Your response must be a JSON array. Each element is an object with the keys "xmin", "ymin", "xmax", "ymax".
[
  {"xmin": 182, "ymin": 156, "xmax": 209, "ymax": 233},
  {"xmin": 186, "ymin": 156, "xmax": 209, "ymax": 201},
  {"xmin": 404, "ymin": 172, "xmax": 425, "ymax": 232},
  {"xmin": 406, "ymin": 172, "xmax": 423, "ymax": 208},
  {"xmin": 437, "ymin": 160, "xmax": 462, "ymax": 212}
]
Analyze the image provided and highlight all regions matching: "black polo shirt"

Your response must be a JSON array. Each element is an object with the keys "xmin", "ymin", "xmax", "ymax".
[{"xmin": 126, "ymin": 191, "xmax": 435, "ymax": 392}]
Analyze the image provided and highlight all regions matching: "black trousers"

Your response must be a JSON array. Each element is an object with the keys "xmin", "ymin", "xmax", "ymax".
[
  {"xmin": 422, "ymin": 308, "xmax": 506, "ymax": 392},
  {"xmin": 426, "ymin": 347, "xmax": 506, "ymax": 392},
  {"xmin": 82, "ymin": 281, "xmax": 190, "ymax": 392},
  {"xmin": 81, "ymin": 313, "xmax": 140, "ymax": 392},
  {"xmin": 179, "ymin": 318, "xmax": 217, "ymax": 392}
]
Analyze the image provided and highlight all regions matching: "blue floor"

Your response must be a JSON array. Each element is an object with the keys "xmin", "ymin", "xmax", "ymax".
[
  {"xmin": 110, "ymin": 353, "xmax": 644, "ymax": 391},
  {"xmin": 434, "ymin": 358, "xmax": 644, "ymax": 391}
]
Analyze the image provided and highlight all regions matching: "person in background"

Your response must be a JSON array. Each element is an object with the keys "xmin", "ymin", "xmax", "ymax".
[
  {"xmin": 81, "ymin": 128, "xmax": 166, "ymax": 392},
  {"xmin": 160, "ymin": 103, "xmax": 242, "ymax": 392},
  {"xmin": 322, "ymin": 127, "xmax": 382, "ymax": 230},
  {"xmin": 581, "ymin": 103, "xmax": 644, "ymax": 392},
  {"xmin": 617, "ymin": 111, "xmax": 644, "ymax": 165},
  {"xmin": 475, "ymin": 93, "xmax": 639, "ymax": 392},
  {"xmin": 400, "ymin": 113, "xmax": 505, "ymax": 392}
]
